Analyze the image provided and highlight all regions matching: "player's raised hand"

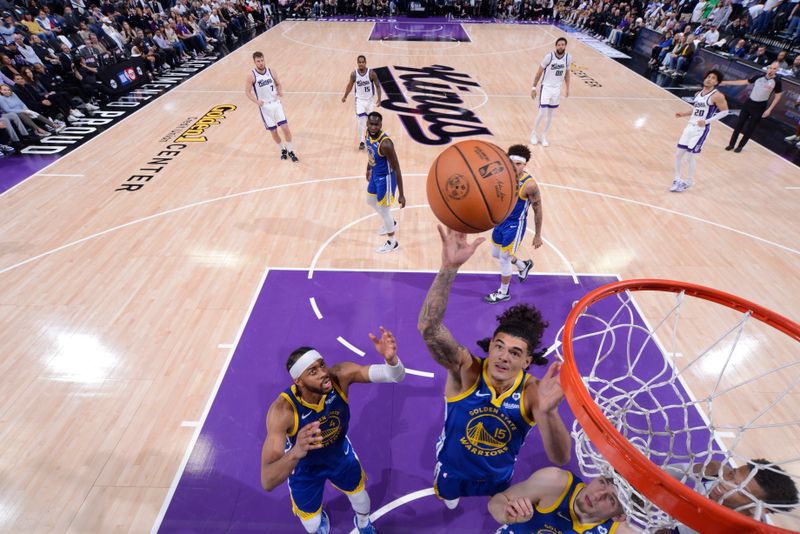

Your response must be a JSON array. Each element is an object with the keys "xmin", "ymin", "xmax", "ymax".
[
  {"xmin": 438, "ymin": 225, "xmax": 485, "ymax": 269},
  {"xmin": 369, "ymin": 326, "xmax": 398, "ymax": 365},
  {"xmin": 292, "ymin": 421, "xmax": 323, "ymax": 458},
  {"xmin": 504, "ymin": 497, "xmax": 534, "ymax": 523},
  {"xmin": 537, "ymin": 362, "xmax": 565, "ymax": 413}
]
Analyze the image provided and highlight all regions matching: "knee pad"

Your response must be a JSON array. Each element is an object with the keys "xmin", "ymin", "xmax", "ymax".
[
  {"xmin": 300, "ymin": 514, "xmax": 321, "ymax": 533},
  {"xmin": 499, "ymin": 252, "xmax": 513, "ymax": 277}
]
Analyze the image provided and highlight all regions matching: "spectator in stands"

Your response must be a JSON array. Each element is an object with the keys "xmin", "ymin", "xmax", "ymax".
[
  {"xmin": 661, "ymin": 33, "xmax": 698, "ymax": 75},
  {"xmin": 749, "ymin": 44, "xmax": 771, "ymax": 65},
  {"xmin": 775, "ymin": 49, "xmax": 790, "ymax": 69},
  {"xmin": 700, "ymin": 24, "xmax": 720, "ymax": 44},
  {"xmin": 792, "ymin": 55, "xmax": 800, "ymax": 77},
  {"xmin": 0, "ymin": 83, "xmax": 58, "ymax": 135},
  {"xmin": 748, "ymin": 0, "xmax": 767, "ymax": 32},
  {"xmin": 61, "ymin": 6, "xmax": 80, "ymax": 35},
  {"xmin": 0, "ymin": 53, "xmax": 20, "ymax": 82},
  {"xmin": 723, "ymin": 16, "xmax": 748, "ymax": 39},
  {"xmin": 709, "ymin": 0, "xmax": 733, "ymax": 26},
  {"xmin": 1, "ymin": 13, "xmax": 16, "ymax": 45},
  {"xmin": 692, "ymin": 0, "xmax": 708, "ymax": 22},
  {"xmin": 728, "ymin": 37, "xmax": 748, "ymax": 57},
  {"xmin": 1, "ymin": 105, "xmax": 31, "ymax": 142},
  {"xmin": 649, "ymin": 29, "xmax": 675, "ymax": 67}
]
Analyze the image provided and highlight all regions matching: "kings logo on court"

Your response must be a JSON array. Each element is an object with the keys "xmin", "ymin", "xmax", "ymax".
[{"xmin": 374, "ymin": 65, "xmax": 491, "ymax": 146}]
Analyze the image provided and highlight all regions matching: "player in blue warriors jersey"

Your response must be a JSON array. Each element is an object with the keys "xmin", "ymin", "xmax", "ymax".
[
  {"xmin": 418, "ymin": 228, "xmax": 571, "ymax": 510},
  {"xmin": 364, "ymin": 112, "xmax": 405, "ymax": 254},
  {"xmin": 485, "ymin": 144, "xmax": 543, "ymax": 304},
  {"xmin": 260, "ymin": 327, "xmax": 406, "ymax": 534},
  {"xmin": 488, "ymin": 467, "xmax": 639, "ymax": 534}
]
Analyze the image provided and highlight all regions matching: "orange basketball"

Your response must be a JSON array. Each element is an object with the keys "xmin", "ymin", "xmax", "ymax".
[{"xmin": 426, "ymin": 140, "xmax": 519, "ymax": 233}]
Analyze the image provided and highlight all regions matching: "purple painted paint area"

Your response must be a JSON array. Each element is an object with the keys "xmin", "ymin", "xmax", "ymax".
[
  {"xmin": 369, "ymin": 21, "xmax": 471, "ymax": 41},
  {"xmin": 0, "ymin": 154, "xmax": 59, "ymax": 194},
  {"xmin": 159, "ymin": 270, "xmax": 714, "ymax": 533}
]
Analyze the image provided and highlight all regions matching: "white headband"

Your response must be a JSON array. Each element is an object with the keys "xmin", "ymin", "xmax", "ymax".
[
  {"xmin": 289, "ymin": 349, "xmax": 323, "ymax": 380},
  {"xmin": 509, "ymin": 155, "xmax": 527, "ymax": 164}
]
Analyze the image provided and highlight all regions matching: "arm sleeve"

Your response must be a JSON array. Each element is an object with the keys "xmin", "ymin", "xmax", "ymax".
[{"xmin": 367, "ymin": 359, "xmax": 406, "ymax": 383}]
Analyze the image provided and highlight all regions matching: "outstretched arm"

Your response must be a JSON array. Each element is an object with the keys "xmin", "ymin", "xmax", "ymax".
[
  {"xmin": 329, "ymin": 327, "xmax": 405, "ymax": 392},
  {"xmin": 382, "ymin": 138, "xmax": 405, "ymax": 207},
  {"xmin": 418, "ymin": 226, "xmax": 484, "ymax": 374},
  {"xmin": 529, "ymin": 363, "xmax": 571, "ymax": 465}
]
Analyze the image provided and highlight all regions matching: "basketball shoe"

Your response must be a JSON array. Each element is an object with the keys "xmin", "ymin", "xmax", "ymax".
[
  {"xmin": 317, "ymin": 509, "xmax": 330, "ymax": 534},
  {"xmin": 289, "ymin": 151, "xmax": 299, "ymax": 162},
  {"xmin": 484, "ymin": 290, "xmax": 510, "ymax": 304},
  {"xmin": 376, "ymin": 240, "xmax": 398, "ymax": 253},
  {"xmin": 353, "ymin": 515, "xmax": 378, "ymax": 534},
  {"xmin": 281, "ymin": 148, "xmax": 288, "ymax": 160},
  {"xmin": 518, "ymin": 259, "xmax": 534, "ymax": 282}
]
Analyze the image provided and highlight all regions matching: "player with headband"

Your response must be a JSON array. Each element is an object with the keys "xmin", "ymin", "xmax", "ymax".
[{"xmin": 260, "ymin": 327, "xmax": 406, "ymax": 534}]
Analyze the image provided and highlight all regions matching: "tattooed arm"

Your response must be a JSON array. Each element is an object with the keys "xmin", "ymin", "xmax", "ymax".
[{"xmin": 418, "ymin": 226, "xmax": 485, "ymax": 375}]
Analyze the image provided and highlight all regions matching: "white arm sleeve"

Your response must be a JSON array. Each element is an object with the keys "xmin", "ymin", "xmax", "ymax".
[
  {"xmin": 705, "ymin": 109, "xmax": 730, "ymax": 123},
  {"xmin": 368, "ymin": 359, "xmax": 405, "ymax": 383}
]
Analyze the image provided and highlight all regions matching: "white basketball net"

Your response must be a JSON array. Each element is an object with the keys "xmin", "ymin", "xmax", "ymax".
[{"xmin": 555, "ymin": 288, "xmax": 800, "ymax": 532}]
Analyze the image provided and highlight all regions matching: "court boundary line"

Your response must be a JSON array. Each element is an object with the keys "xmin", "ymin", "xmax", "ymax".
[
  {"xmin": 3, "ymin": 173, "xmax": 797, "ymax": 278},
  {"xmin": 150, "ymin": 266, "xmax": 272, "ymax": 533},
  {"xmin": 0, "ymin": 22, "xmax": 286, "ymax": 199}
]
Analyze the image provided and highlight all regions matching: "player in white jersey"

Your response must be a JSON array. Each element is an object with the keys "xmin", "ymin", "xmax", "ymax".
[
  {"xmin": 671, "ymin": 69, "xmax": 728, "ymax": 192},
  {"xmin": 245, "ymin": 51, "xmax": 298, "ymax": 162},
  {"xmin": 342, "ymin": 55, "xmax": 382, "ymax": 150},
  {"xmin": 530, "ymin": 37, "xmax": 571, "ymax": 147}
]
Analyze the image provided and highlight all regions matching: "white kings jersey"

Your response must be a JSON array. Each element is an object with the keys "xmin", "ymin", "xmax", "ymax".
[
  {"xmin": 540, "ymin": 51, "xmax": 571, "ymax": 88},
  {"xmin": 354, "ymin": 68, "xmax": 375, "ymax": 101},
  {"xmin": 252, "ymin": 67, "xmax": 278, "ymax": 104},
  {"xmin": 688, "ymin": 88, "xmax": 718, "ymax": 125}
]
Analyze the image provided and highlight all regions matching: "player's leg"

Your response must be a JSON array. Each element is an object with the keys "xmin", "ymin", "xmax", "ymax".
[
  {"xmin": 684, "ymin": 151, "xmax": 697, "ymax": 189},
  {"xmin": 672, "ymin": 147, "xmax": 687, "ymax": 191},
  {"xmin": 539, "ymin": 107, "xmax": 555, "ymax": 146},
  {"xmin": 511, "ymin": 254, "xmax": 534, "ymax": 282},
  {"xmin": 374, "ymin": 172, "xmax": 398, "ymax": 253},
  {"xmin": 485, "ymin": 227, "xmax": 515, "ymax": 303},
  {"xmin": 288, "ymin": 472, "xmax": 330, "ymax": 534},
  {"xmin": 329, "ymin": 442, "xmax": 376, "ymax": 534},
  {"xmin": 275, "ymin": 104, "xmax": 297, "ymax": 161},
  {"xmin": 260, "ymin": 105, "xmax": 287, "ymax": 159}
]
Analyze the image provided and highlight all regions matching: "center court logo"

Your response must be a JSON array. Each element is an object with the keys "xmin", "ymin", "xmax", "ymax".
[
  {"xmin": 175, "ymin": 104, "xmax": 237, "ymax": 143},
  {"xmin": 570, "ymin": 63, "xmax": 602, "ymax": 88},
  {"xmin": 374, "ymin": 64, "xmax": 492, "ymax": 146}
]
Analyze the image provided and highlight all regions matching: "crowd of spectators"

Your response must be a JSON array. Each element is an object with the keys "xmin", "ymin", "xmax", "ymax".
[
  {"xmin": 0, "ymin": 0, "xmax": 269, "ymax": 156},
  {"xmin": 558, "ymin": 0, "xmax": 800, "ymax": 79}
]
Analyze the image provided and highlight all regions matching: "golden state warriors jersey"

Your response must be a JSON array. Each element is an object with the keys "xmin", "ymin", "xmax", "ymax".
[
  {"xmin": 503, "ymin": 172, "xmax": 533, "ymax": 226},
  {"xmin": 495, "ymin": 473, "xmax": 620, "ymax": 534},
  {"xmin": 281, "ymin": 382, "xmax": 350, "ymax": 466},
  {"xmin": 436, "ymin": 358, "xmax": 535, "ymax": 481},
  {"xmin": 366, "ymin": 131, "xmax": 391, "ymax": 178}
]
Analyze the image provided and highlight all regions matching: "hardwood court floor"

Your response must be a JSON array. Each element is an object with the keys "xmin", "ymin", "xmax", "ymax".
[{"xmin": 0, "ymin": 21, "xmax": 798, "ymax": 532}]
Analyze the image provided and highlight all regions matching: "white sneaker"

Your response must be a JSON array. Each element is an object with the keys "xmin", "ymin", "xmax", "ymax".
[
  {"xmin": 375, "ymin": 240, "xmax": 399, "ymax": 253},
  {"xmin": 377, "ymin": 220, "xmax": 398, "ymax": 235},
  {"xmin": 682, "ymin": 180, "xmax": 693, "ymax": 191},
  {"xmin": 530, "ymin": 132, "xmax": 538, "ymax": 145},
  {"xmin": 785, "ymin": 135, "xmax": 798, "ymax": 143},
  {"xmin": 540, "ymin": 137, "xmax": 549, "ymax": 147},
  {"xmin": 443, "ymin": 498, "xmax": 460, "ymax": 509},
  {"xmin": 671, "ymin": 180, "xmax": 690, "ymax": 192},
  {"xmin": 484, "ymin": 290, "xmax": 511, "ymax": 303},
  {"xmin": 84, "ymin": 103, "xmax": 100, "ymax": 111}
]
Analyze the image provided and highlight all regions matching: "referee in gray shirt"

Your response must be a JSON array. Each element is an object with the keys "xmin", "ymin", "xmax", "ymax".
[{"xmin": 722, "ymin": 61, "xmax": 783, "ymax": 152}]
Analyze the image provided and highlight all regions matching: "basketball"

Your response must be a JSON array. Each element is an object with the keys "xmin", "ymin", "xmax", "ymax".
[{"xmin": 426, "ymin": 140, "xmax": 519, "ymax": 233}]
